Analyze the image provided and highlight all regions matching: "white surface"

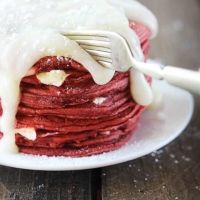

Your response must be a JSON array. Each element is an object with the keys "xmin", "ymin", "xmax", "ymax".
[{"xmin": 0, "ymin": 80, "xmax": 194, "ymax": 171}]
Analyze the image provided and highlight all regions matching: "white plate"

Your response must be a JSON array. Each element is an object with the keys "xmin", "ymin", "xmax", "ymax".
[{"xmin": 0, "ymin": 80, "xmax": 194, "ymax": 171}]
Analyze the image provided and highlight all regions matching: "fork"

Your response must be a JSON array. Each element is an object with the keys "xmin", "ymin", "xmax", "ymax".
[{"xmin": 64, "ymin": 30, "xmax": 200, "ymax": 95}]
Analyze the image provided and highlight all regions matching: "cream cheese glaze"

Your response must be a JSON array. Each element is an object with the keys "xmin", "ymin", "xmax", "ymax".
[
  {"xmin": 36, "ymin": 70, "xmax": 70, "ymax": 87},
  {"xmin": 0, "ymin": 0, "xmax": 158, "ymax": 153}
]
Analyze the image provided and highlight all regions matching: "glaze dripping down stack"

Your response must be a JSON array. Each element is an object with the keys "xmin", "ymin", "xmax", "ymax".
[{"xmin": 13, "ymin": 22, "xmax": 151, "ymax": 156}]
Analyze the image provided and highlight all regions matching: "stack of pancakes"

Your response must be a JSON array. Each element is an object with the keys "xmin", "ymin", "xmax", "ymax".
[{"xmin": 13, "ymin": 22, "xmax": 151, "ymax": 157}]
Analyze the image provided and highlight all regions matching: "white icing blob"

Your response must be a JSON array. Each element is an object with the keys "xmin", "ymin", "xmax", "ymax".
[
  {"xmin": 15, "ymin": 128, "xmax": 37, "ymax": 141},
  {"xmin": 93, "ymin": 97, "xmax": 107, "ymax": 105},
  {"xmin": 36, "ymin": 70, "xmax": 70, "ymax": 87}
]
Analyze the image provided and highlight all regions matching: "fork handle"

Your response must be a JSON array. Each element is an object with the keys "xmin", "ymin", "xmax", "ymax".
[
  {"xmin": 163, "ymin": 66, "xmax": 200, "ymax": 94},
  {"xmin": 131, "ymin": 59, "xmax": 200, "ymax": 94}
]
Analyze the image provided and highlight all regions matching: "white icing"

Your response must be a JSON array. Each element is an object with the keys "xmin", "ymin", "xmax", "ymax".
[
  {"xmin": 107, "ymin": 0, "xmax": 158, "ymax": 38},
  {"xmin": 0, "ymin": 0, "xmax": 158, "ymax": 153},
  {"xmin": 15, "ymin": 128, "xmax": 37, "ymax": 141},
  {"xmin": 130, "ymin": 69, "xmax": 153, "ymax": 106},
  {"xmin": 148, "ymin": 80, "xmax": 163, "ymax": 110},
  {"xmin": 36, "ymin": 70, "xmax": 69, "ymax": 87},
  {"xmin": 93, "ymin": 97, "xmax": 107, "ymax": 105}
]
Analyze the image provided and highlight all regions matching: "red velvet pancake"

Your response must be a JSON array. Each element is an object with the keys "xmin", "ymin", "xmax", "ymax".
[{"xmin": 1, "ymin": 21, "xmax": 151, "ymax": 157}]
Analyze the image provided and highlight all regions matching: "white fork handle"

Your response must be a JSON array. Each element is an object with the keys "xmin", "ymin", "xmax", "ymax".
[
  {"xmin": 163, "ymin": 66, "xmax": 200, "ymax": 94},
  {"xmin": 131, "ymin": 59, "xmax": 200, "ymax": 94}
]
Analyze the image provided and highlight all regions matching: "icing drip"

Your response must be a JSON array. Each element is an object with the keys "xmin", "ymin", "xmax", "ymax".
[
  {"xmin": 130, "ymin": 69, "xmax": 153, "ymax": 106},
  {"xmin": 0, "ymin": 0, "xmax": 158, "ymax": 153}
]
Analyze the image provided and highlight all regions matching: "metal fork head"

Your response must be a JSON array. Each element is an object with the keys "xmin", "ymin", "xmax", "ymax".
[{"xmin": 63, "ymin": 30, "xmax": 134, "ymax": 72}]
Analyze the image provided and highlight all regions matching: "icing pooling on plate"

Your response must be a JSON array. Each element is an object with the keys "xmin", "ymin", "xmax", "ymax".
[{"xmin": 0, "ymin": 0, "xmax": 158, "ymax": 153}]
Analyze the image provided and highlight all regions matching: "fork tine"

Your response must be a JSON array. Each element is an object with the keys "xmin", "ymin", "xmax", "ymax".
[
  {"xmin": 85, "ymin": 49, "xmax": 111, "ymax": 58},
  {"xmin": 98, "ymin": 61, "xmax": 113, "ymax": 69},
  {"xmin": 67, "ymin": 35, "xmax": 110, "ymax": 42},
  {"xmin": 80, "ymin": 45, "xmax": 111, "ymax": 53},
  {"xmin": 72, "ymin": 39, "xmax": 110, "ymax": 48},
  {"xmin": 65, "ymin": 31, "xmax": 110, "ymax": 38},
  {"xmin": 92, "ymin": 55, "xmax": 112, "ymax": 63}
]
